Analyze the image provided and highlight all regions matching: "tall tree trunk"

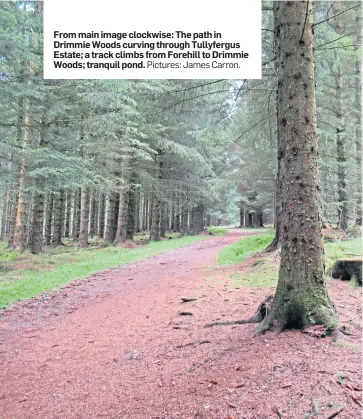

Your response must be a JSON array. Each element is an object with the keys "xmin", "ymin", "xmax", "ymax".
[
  {"xmin": 142, "ymin": 195, "xmax": 148, "ymax": 232},
  {"xmin": 30, "ymin": 191, "xmax": 44, "ymax": 254},
  {"xmin": 98, "ymin": 192, "xmax": 105, "ymax": 238},
  {"xmin": 64, "ymin": 191, "xmax": 72, "ymax": 238},
  {"xmin": 104, "ymin": 191, "xmax": 118, "ymax": 245},
  {"xmin": 73, "ymin": 188, "xmax": 81, "ymax": 240},
  {"xmin": 181, "ymin": 206, "xmax": 188, "ymax": 236},
  {"xmin": 239, "ymin": 206, "xmax": 244, "ymax": 227},
  {"xmin": 44, "ymin": 192, "xmax": 53, "ymax": 245},
  {"xmin": 335, "ymin": 65, "xmax": 349, "ymax": 230},
  {"xmin": 115, "ymin": 185, "xmax": 129, "ymax": 244},
  {"xmin": 1, "ymin": 185, "xmax": 10, "ymax": 241},
  {"xmin": 134, "ymin": 190, "xmax": 140, "ymax": 233},
  {"xmin": 354, "ymin": 9, "xmax": 362, "ymax": 225},
  {"xmin": 79, "ymin": 188, "xmax": 90, "ymax": 248},
  {"xmin": 266, "ymin": 2, "xmax": 281, "ymax": 252},
  {"xmin": 247, "ymin": 212, "xmax": 253, "ymax": 227},
  {"xmin": 13, "ymin": 113, "xmax": 30, "ymax": 252},
  {"xmin": 52, "ymin": 190, "xmax": 64, "ymax": 246},
  {"xmin": 150, "ymin": 154, "xmax": 162, "ymax": 241},
  {"xmin": 126, "ymin": 173, "xmax": 137, "ymax": 240},
  {"xmin": 89, "ymin": 191, "xmax": 97, "ymax": 237},
  {"xmin": 256, "ymin": 208, "xmax": 264, "ymax": 227},
  {"xmin": 258, "ymin": 1, "xmax": 336, "ymax": 333},
  {"xmin": 160, "ymin": 201, "xmax": 167, "ymax": 238},
  {"xmin": 30, "ymin": 117, "xmax": 50, "ymax": 253}
]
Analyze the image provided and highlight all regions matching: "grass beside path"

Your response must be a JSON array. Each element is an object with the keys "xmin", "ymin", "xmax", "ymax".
[
  {"xmin": 217, "ymin": 229, "xmax": 274, "ymax": 265},
  {"xmin": 0, "ymin": 235, "xmax": 208, "ymax": 308}
]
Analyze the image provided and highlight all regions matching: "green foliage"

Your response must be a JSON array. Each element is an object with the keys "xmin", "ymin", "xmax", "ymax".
[
  {"xmin": 0, "ymin": 235, "xmax": 209, "ymax": 308},
  {"xmin": 207, "ymin": 227, "xmax": 228, "ymax": 236},
  {"xmin": 217, "ymin": 230, "xmax": 274, "ymax": 265}
]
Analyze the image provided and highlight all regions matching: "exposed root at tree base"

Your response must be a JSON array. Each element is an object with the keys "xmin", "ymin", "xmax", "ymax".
[{"xmin": 204, "ymin": 295, "xmax": 273, "ymax": 328}]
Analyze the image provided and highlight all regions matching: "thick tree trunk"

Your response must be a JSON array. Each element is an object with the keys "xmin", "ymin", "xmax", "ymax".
[
  {"xmin": 256, "ymin": 208, "xmax": 264, "ymax": 227},
  {"xmin": 30, "ymin": 192, "xmax": 44, "ymax": 254},
  {"xmin": 115, "ymin": 185, "xmax": 129, "ymax": 244},
  {"xmin": 52, "ymin": 190, "xmax": 64, "ymax": 246},
  {"xmin": 266, "ymin": 3, "xmax": 281, "ymax": 252},
  {"xmin": 354, "ymin": 10, "xmax": 362, "ymax": 225},
  {"xmin": 181, "ymin": 206, "xmax": 188, "ymax": 236},
  {"xmin": 258, "ymin": 1, "xmax": 336, "ymax": 333},
  {"xmin": 192, "ymin": 205, "xmax": 204, "ymax": 234},
  {"xmin": 239, "ymin": 206, "xmax": 244, "ymax": 227},
  {"xmin": 79, "ymin": 188, "xmax": 90, "ymax": 248},
  {"xmin": 247, "ymin": 212, "xmax": 253, "ymax": 227},
  {"xmin": 104, "ymin": 191, "xmax": 118, "ymax": 245}
]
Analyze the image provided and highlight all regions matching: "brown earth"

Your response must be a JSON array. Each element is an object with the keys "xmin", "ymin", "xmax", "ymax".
[{"xmin": 0, "ymin": 229, "xmax": 362, "ymax": 419}]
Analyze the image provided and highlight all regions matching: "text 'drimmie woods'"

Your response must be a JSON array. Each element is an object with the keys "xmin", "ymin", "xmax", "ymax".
[{"xmin": 44, "ymin": 0, "xmax": 261, "ymax": 79}]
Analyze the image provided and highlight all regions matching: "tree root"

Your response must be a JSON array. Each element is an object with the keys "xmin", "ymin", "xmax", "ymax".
[{"xmin": 204, "ymin": 295, "xmax": 273, "ymax": 328}]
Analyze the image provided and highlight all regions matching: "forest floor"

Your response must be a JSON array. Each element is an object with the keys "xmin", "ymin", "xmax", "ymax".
[{"xmin": 0, "ymin": 229, "xmax": 362, "ymax": 419}]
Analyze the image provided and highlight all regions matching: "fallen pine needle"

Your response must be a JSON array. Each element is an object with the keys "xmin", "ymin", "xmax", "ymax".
[{"xmin": 325, "ymin": 407, "xmax": 344, "ymax": 419}]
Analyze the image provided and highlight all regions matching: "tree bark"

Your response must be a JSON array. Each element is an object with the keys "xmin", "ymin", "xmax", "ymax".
[
  {"xmin": 30, "ymin": 191, "xmax": 44, "ymax": 254},
  {"xmin": 13, "ymin": 115, "xmax": 30, "ymax": 252},
  {"xmin": 52, "ymin": 190, "xmax": 64, "ymax": 246},
  {"xmin": 266, "ymin": 2, "xmax": 281, "ymax": 252},
  {"xmin": 256, "ymin": 208, "xmax": 264, "ymax": 227},
  {"xmin": 64, "ymin": 191, "xmax": 72, "ymax": 238},
  {"xmin": 258, "ymin": 1, "xmax": 336, "ymax": 333},
  {"xmin": 73, "ymin": 188, "xmax": 81, "ymax": 240},
  {"xmin": 181, "ymin": 206, "xmax": 189, "ymax": 236},
  {"xmin": 335, "ymin": 65, "xmax": 349, "ymax": 230},
  {"xmin": 160, "ymin": 201, "xmax": 167, "ymax": 238},
  {"xmin": 150, "ymin": 154, "xmax": 162, "ymax": 241},
  {"xmin": 79, "ymin": 188, "xmax": 90, "ymax": 247},
  {"xmin": 98, "ymin": 192, "xmax": 105, "ymax": 238},
  {"xmin": 89, "ymin": 191, "xmax": 97, "ymax": 237},
  {"xmin": 104, "ymin": 191, "xmax": 118, "ymax": 245},
  {"xmin": 354, "ymin": 9, "xmax": 362, "ymax": 225},
  {"xmin": 126, "ymin": 173, "xmax": 137, "ymax": 240},
  {"xmin": 44, "ymin": 192, "xmax": 53, "ymax": 245},
  {"xmin": 115, "ymin": 185, "xmax": 129, "ymax": 244}
]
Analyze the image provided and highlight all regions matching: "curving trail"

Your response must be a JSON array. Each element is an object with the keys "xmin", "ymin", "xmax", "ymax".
[{"xmin": 0, "ymin": 229, "xmax": 361, "ymax": 419}]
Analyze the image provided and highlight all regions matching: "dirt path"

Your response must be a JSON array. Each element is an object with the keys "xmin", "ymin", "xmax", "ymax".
[{"xmin": 0, "ymin": 230, "xmax": 362, "ymax": 419}]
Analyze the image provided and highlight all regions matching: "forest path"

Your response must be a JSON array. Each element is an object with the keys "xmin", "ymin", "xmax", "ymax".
[
  {"xmin": 1, "ymin": 229, "xmax": 361, "ymax": 419},
  {"xmin": 0, "ymin": 229, "xmax": 252, "ymax": 419}
]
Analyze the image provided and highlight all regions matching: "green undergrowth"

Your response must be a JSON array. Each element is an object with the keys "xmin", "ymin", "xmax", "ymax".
[
  {"xmin": 207, "ymin": 227, "xmax": 229, "ymax": 236},
  {"xmin": 217, "ymin": 230, "xmax": 274, "ymax": 265},
  {"xmin": 0, "ymin": 234, "xmax": 207, "ymax": 308}
]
